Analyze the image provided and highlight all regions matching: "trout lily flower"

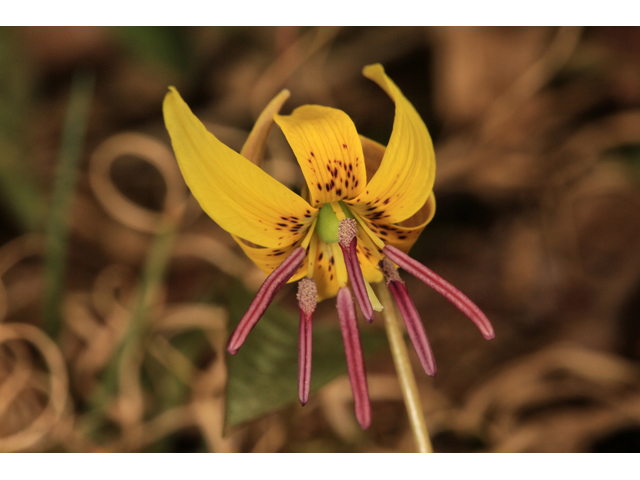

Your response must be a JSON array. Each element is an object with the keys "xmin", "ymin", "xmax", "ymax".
[{"xmin": 163, "ymin": 64, "xmax": 494, "ymax": 430}]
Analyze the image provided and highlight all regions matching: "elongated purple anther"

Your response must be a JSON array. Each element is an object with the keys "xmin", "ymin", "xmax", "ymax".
[
  {"xmin": 227, "ymin": 246, "xmax": 307, "ymax": 354},
  {"xmin": 338, "ymin": 219, "xmax": 374, "ymax": 322},
  {"xmin": 383, "ymin": 245, "xmax": 495, "ymax": 340},
  {"xmin": 337, "ymin": 287, "xmax": 371, "ymax": 429},
  {"xmin": 380, "ymin": 258, "xmax": 437, "ymax": 376},
  {"xmin": 297, "ymin": 278, "xmax": 317, "ymax": 406}
]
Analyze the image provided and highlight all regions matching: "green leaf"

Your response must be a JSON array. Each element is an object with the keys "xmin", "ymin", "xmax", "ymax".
[{"xmin": 225, "ymin": 287, "xmax": 386, "ymax": 428}]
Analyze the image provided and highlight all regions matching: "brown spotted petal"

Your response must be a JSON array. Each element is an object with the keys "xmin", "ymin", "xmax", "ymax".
[
  {"xmin": 348, "ymin": 134, "xmax": 436, "ymax": 254},
  {"xmin": 163, "ymin": 88, "xmax": 315, "ymax": 249},
  {"xmin": 274, "ymin": 105, "xmax": 367, "ymax": 208},
  {"xmin": 349, "ymin": 64, "xmax": 436, "ymax": 225},
  {"xmin": 230, "ymin": 90, "xmax": 319, "ymax": 281},
  {"xmin": 235, "ymin": 236, "xmax": 310, "ymax": 284},
  {"xmin": 360, "ymin": 192, "xmax": 436, "ymax": 254},
  {"xmin": 307, "ymin": 235, "xmax": 347, "ymax": 301}
]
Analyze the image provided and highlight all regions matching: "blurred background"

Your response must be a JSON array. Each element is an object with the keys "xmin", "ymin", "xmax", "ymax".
[{"xmin": 1, "ymin": 26, "xmax": 640, "ymax": 453}]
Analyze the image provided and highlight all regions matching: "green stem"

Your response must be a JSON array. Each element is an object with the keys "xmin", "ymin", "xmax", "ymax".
[{"xmin": 376, "ymin": 282, "xmax": 433, "ymax": 453}]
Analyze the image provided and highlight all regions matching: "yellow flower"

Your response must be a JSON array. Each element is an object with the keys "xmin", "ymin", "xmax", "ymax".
[{"xmin": 163, "ymin": 64, "xmax": 493, "ymax": 430}]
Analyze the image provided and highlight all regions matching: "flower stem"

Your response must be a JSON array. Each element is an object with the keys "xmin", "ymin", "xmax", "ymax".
[{"xmin": 376, "ymin": 282, "xmax": 433, "ymax": 453}]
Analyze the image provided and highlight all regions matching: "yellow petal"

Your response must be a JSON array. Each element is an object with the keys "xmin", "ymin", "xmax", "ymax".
[
  {"xmin": 235, "ymin": 237, "xmax": 309, "ymax": 283},
  {"xmin": 349, "ymin": 64, "xmax": 436, "ymax": 224},
  {"xmin": 274, "ymin": 105, "xmax": 366, "ymax": 208},
  {"xmin": 241, "ymin": 89, "xmax": 290, "ymax": 167},
  {"xmin": 163, "ymin": 87, "xmax": 316, "ymax": 248},
  {"xmin": 232, "ymin": 217, "xmax": 317, "ymax": 282},
  {"xmin": 363, "ymin": 192, "xmax": 436, "ymax": 253},
  {"xmin": 308, "ymin": 238, "xmax": 349, "ymax": 301},
  {"xmin": 308, "ymin": 224, "xmax": 385, "ymax": 301},
  {"xmin": 354, "ymin": 222, "xmax": 384, "ymax": 283},
  {"xmin": 359, "ymin": 135, "xmax": 386, "ymax": 181},
  {"xmin": 357, "ymin": 250, "xmax": 384, "ymax": 285}
]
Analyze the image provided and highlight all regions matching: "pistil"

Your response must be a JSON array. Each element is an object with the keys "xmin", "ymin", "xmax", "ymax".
[
  {"xmin": 380, "ymin": 258, "xmax": 436, "ymax": 376},
  {"xmin": 383, "ymin": 245, "xmax": 495, "ymax": 340},
  {"xmin": 338, "ymin": 219, "xmax": 374, "ymax": 322},
  {"xmin": 227, "ymin": 246, "xmax": 307, "ymax": 354},
  {"xmin": 297, "ymin": 277, "xmax": 317, "ymax": 405},
  {"xmin": 337, "ymin": 286, "xmax": 371, "ymax": 430}
]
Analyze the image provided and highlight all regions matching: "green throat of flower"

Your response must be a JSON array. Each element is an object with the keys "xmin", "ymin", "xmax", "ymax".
[{"xmin": 315, "ymin": 201, "xmax": 355, "ymax": 244}]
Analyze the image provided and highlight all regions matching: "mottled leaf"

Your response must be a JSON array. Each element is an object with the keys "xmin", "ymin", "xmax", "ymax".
[{"xmin": 225, "ymin": 287, "xmax": 386, "ymax": 428}]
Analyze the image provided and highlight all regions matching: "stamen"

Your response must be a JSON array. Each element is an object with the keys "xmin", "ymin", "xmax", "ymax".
[
  {"xmin": 338, "ymin": 217, "xmax": 357, "ymax": 246},
  {"xmin": 297, "ymin": 278, "xmax": 317, "ymax": 406},
  {"xmin": 338, "ymin": 219, "xmax": 374, "ymax": 322},
  {"xmin": 337, "ymin": 287, "xmax": 371, "ymax": 430},
  {"xmin": 227, "ymin": 246, "xmax": 307, "ymax": 354},
  {"xmin": 383, "ymin": 245, "xmax": 495, "ymax": 340},
  {"xmin": 380, "ymin": 258, "xmax": 436, "ymax": 376},
  {"xmin": 380, "ymin": 255, "xmax": 402, "ymax": 283}
]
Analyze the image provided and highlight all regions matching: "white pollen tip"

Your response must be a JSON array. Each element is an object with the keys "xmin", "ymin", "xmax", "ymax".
[
  {"xmin": 297, "ymin": 278, "xmax": 318, "ymax": 316},
  {"xmin": 338, "ymin": 218, "xmax": 357, "ymax": 247}
]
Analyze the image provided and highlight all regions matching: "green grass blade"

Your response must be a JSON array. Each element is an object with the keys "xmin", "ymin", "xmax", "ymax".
[
  {"xmin": 84, "ymin": 218, "xmax": 178, "ymax": 433},
  {"xmin": 42, "ymin": 71, "xmax": 94, "ymax": 338},
  {"xmin": 0, "ymin": 29, "xmax": 45, "ymax": 232}
]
